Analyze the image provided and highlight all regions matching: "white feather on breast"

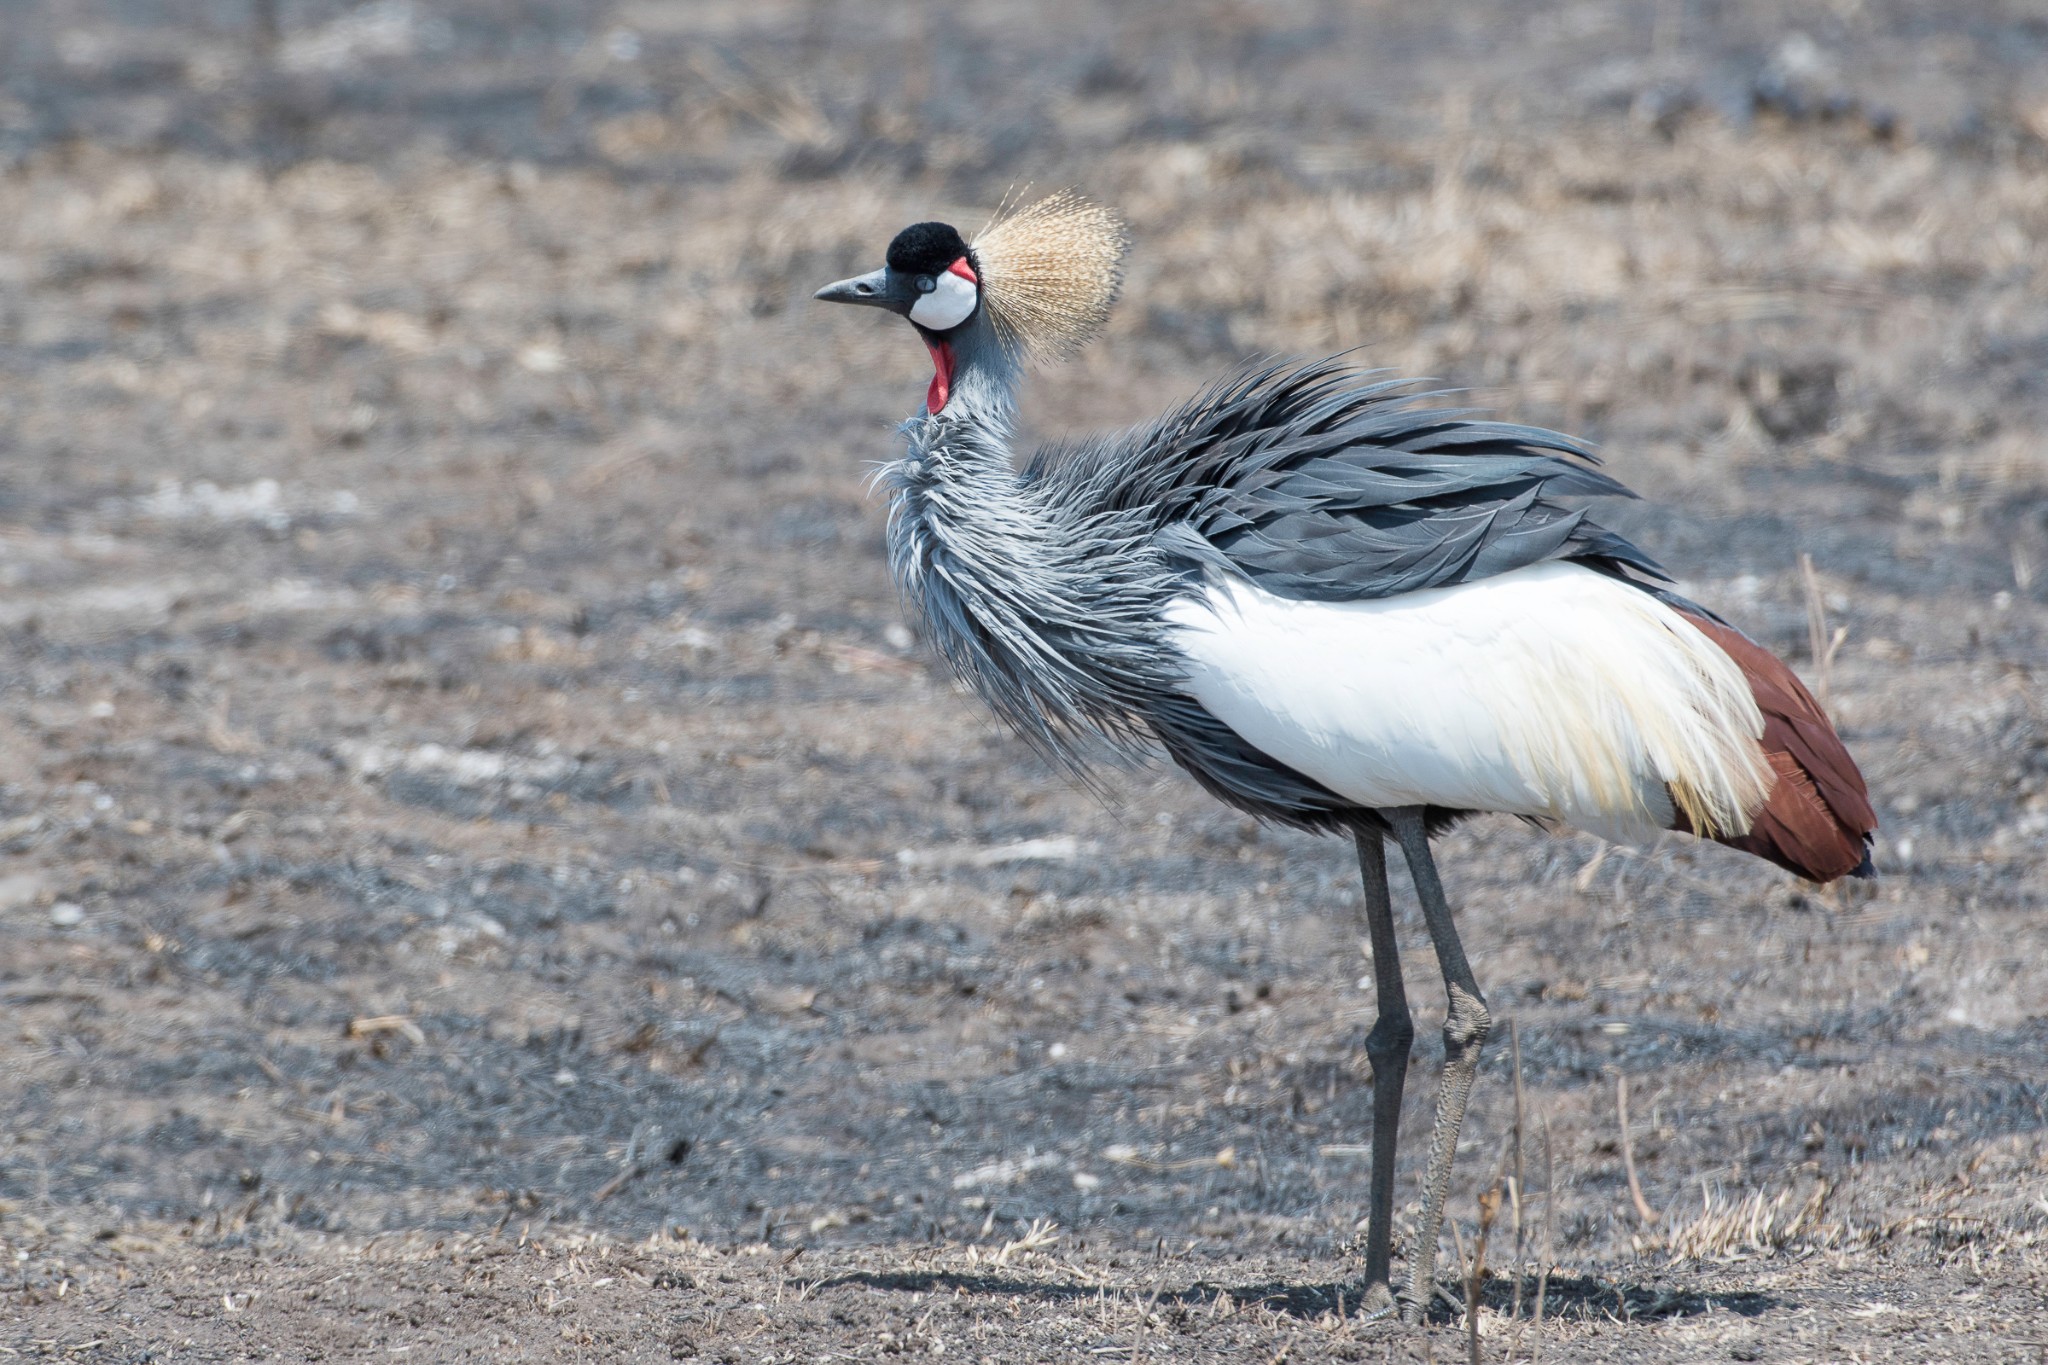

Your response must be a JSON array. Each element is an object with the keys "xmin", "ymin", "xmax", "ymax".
[{"xmin": 1162, "ymin": 561, "xmax": 1773, "ymax": 845}]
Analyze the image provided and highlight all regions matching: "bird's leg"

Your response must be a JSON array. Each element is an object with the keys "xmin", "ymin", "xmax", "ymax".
[
  {"xmin": 1387, "ymin": 807, "xmax": 1492, "ymax": 1325},
  {"xmin": 1353, "ymin": 825, "xmax": 1413, "ymax": 1321}
]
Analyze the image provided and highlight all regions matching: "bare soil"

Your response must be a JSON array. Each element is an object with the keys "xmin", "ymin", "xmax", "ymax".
[{"xmin": 2, "ymin": 1, "xmax": 2046, "ymax": 1360}]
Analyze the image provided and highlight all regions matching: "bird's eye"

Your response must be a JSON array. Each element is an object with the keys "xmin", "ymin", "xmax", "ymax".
[{"xmin": 915, "ymin": 275, "xmax": 937, "ymax": 294}]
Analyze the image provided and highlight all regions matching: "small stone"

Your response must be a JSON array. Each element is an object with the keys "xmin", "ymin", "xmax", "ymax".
[{"xmin": 48, "ymin": 901, "xmax": 84, "ymax": 928}]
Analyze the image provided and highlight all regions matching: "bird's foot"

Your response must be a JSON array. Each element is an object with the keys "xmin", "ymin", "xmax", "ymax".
[
  {"xmin": 1355, "ymin": 1280, "xmax": 1398, "ymax": 1324},
  {"xmin": 1397, "ymin": 1278, "xmax": 1456, "ymax": 1325}
]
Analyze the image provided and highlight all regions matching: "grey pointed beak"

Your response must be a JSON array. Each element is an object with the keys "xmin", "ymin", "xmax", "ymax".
[{"xmin": 814, "ymin": 266, "xmax": 915, "ymax": 315}]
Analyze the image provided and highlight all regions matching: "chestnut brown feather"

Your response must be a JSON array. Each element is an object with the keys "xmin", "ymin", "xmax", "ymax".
[{"xmin": 1673, "ymin": 612, "xmax": 1877, "ymax": 881}]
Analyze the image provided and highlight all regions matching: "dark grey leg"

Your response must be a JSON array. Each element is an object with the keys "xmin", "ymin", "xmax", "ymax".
[
  {"xmin": 1386, "ymin": 807, "xmax": 1493, "ymax": 1325},
  {"xmin": 1353, "ymin": 825, "xmax": 1413, "ymax": 1319}
]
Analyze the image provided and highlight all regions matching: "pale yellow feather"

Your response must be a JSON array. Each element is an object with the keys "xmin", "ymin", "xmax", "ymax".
[{"xmin": 971, "ymin": 191, "xmax": 1128, "ymax": 361}]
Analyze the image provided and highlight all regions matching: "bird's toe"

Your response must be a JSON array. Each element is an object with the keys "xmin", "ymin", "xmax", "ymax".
[{"xmin": 1356, "ymin": 1280, "xmax": 1399, "ymax": 1324}]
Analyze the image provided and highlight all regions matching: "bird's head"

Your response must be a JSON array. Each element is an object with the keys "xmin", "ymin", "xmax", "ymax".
[{"xmin": 814, "ymin": 192, "xmax": 1127, "ymax": 415}]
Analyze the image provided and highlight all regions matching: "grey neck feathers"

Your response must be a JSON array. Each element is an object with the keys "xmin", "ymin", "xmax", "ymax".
[{"xmin": 880, "ymin": 316, "xmax": 1181, "ymax": 778}]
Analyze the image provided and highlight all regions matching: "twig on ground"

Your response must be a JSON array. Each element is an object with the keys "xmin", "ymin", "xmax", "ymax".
[
  {"xmin": 1447, "ymin": 1213, "xmax": 1470, "ymax": 1317},
  {"xmin": 1532, "ymin": 1109, "xmax": 1556, "ymax": 1362},
  {"xmin": 347, "ymin": 1015, "xmax": 425, "ymax": 1046},
  {"xmin": 1469, "ymin": 1179, "xmax": 1502, "ymax": 1365},
  {"xmin": 591, "ymin": 1162, "xmax": 645, "ymax": 1205},
  {"xmin": 594, "ymin": 1124, "xmax": 677, "ymax": 1204},
  {"xmin": 1509, "ymin": 1019, "xmax": 1527, "ymax": 1322},
  {"xmin": 1617, "ymin": 1074, "xmax": 1661, "ymax": 1228}
]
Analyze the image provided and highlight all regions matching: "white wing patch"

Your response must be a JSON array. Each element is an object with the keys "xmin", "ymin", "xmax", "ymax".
[
  {"xmin": 909, "ymin": 270, "xmax": 978, "ymax": 331},
  {"xmin": 1163, "ymin": 561, "xmax": 1772, "ymax": 845}
]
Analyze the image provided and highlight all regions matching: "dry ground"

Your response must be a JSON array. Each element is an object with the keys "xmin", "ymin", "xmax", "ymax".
[{"xmin": 2, "ymin": 1, "xmax": 2047, "ymax": 1360}]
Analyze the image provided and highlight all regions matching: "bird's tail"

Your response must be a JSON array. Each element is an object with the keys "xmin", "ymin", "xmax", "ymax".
[{"xmin": 1671, "ymin": 610, "xmax": 1877, "ymax": 882}]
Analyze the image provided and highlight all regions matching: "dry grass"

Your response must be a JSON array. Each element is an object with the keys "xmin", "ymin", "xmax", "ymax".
[{"xmin": 1657, "ymin": 1183, "xmax": 1835, "ymax": 1263}]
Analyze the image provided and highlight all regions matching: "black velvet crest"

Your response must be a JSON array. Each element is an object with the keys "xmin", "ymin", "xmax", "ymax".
[{"xmin": 886, "ymin": 221, "xmax": 970, "ymax": 275}]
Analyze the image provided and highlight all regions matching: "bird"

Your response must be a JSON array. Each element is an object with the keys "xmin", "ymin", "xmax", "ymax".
[{"xmin": 813, "ymin": 192, "xmax": 1875, "ymax": 1322}]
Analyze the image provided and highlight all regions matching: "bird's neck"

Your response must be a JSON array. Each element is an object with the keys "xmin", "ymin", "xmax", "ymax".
[
  {"xmin": 909, "ymin": 321, "xmax": 1021, "ymax": 461},
  {"xmin": 890, "ymin": 326, "xmax": 1039, "ymax": 609},
  {"xmin": 892, "ymin": 324, "xmax": 1033, "ymax": 540},
  {"xmin": 882, "ymin": 324, "xmax": 1174, "ymax": 773}
]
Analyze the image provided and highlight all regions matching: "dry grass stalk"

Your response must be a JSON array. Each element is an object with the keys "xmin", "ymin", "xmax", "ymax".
[
  {"xmin": 1800, "ymin": 552, "xmax": 1849, "ymax": 711},
  {"xmin": 1509, "ymin": 1020, "xmax": 1527, "ymax": 1321},
  {"xmin": 1661, "ymin": 1183, "xmax": 1832, "ymax": 1262},
  {"xmin": 991, "ymin": 1218, "xmax": 1060, "ymax": 1266},
  {"xmin": 1468, "ymin": 1180, "xmax": 1502, "ymax": 1365},
  {"xmin": 1532, "ymin": 1108, "xmax": 1556, "ymax": 1361},
  {"xmin": 1447, "ymin": 1213, "xmax": 1471, "ymax": 1317},
  {"xmin": 1572, "ymin": 844, "xmax": 1609, "ymax": 892},
  {"xmin": 1616, "ymin": 1074, "xmax": 1661, "ymax": 1227}
]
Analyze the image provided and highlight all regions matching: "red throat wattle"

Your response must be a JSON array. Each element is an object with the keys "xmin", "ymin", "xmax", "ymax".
[{"xmin": 923, "ymin": 337, "xmax": 955, "ymax": 414}]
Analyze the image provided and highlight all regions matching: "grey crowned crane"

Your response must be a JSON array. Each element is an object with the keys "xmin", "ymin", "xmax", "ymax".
[{"xmin": 814, "ymin": 193, "xmax": 1875, "ymax": 1321}]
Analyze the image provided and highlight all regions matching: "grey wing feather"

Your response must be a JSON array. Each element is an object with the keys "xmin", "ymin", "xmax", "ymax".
[{"xmin": 1027, "ymin": 356, "xmax": 1665, "ymax": 601}]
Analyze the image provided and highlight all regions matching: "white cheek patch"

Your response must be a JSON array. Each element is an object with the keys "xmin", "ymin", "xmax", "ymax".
[{"xmin": 908, "ymin": 269, "xmax": 978, "ymax": 331}]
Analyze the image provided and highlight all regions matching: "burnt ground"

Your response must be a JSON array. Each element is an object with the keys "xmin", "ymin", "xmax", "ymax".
[{"xmin": 2, "ymin": 1, "xmax": 2047, "ymax": 1360}]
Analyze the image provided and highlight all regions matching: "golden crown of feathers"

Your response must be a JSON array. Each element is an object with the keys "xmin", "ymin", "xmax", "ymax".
[{"xmin": 971, "ymin": 191, "xmax": 1129, "ymax": 361}]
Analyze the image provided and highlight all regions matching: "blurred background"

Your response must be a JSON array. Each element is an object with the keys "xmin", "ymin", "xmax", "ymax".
[{"xmin": 2, "ymin": 2, "xmax": 2045, "ymax": 1359}]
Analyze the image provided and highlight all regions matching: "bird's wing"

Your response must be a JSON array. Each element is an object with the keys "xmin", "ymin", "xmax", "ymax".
[{"xmin": 1026, "ymin": 357, "xmax": 1661, "ymax": 601}]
